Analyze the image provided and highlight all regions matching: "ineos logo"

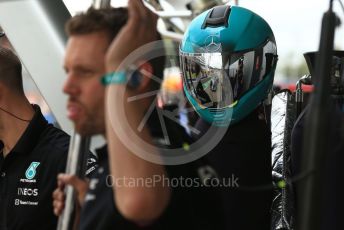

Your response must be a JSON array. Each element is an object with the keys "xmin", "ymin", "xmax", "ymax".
[{"xmin": 18, "ymin": 188, "xmax": 38, "ymax": 196}]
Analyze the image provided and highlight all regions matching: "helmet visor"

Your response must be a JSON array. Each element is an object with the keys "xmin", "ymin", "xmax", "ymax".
[{"xmin": 180, "ymin": 40, "xmax": 277, "ymax": 109}]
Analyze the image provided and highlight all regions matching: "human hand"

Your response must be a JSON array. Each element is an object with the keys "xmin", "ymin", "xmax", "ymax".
[
  {"xmin": 52, "ymin": 173, "xmax": 88, "ymax": 216},
  {"xmin": 105, "ymin": 0, "xmax": 158, "ymax": 72}
]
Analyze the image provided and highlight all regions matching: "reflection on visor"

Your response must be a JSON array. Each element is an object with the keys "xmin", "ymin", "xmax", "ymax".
[
  {"xmin": 180, "ymin": 53, "xmax": 233, "ymax": 109},
  {"xmin": 180, "ymin": 40, "xmax": 277, "ymax": 109}
]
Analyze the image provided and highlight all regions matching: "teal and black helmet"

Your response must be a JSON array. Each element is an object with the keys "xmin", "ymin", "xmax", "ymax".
[{"xmin": 180, "ymin": 5, "xmax": 278, "ymax": 126}]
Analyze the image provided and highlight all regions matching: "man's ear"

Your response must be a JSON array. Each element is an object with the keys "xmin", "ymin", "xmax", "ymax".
[{"xmin": 136, "ymin": 61, "xmax": 153, "ymax": 92}]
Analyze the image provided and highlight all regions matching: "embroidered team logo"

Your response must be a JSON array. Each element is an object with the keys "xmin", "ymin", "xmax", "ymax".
[{"xmin": 25, "ymin": 162, "xmax": 40, "ymax": 180}]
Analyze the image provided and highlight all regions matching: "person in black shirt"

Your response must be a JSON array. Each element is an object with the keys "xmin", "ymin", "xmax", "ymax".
[
  {"xmin": 0, "ymin": 47, "xmax": 70, "ymax": 229},
  {"xmin": 178, "ymin": 5, "xmax": 278, "ymax": 230},
  {"xmin": 54, "ymin": 3, "xmax": 169, "ymax": 229},
  {"xmin": 192, "ymin": 108, "xmax": 272, "ymax": 229},
  {"xmin": 54, "ymin": 1, "xmax": 225, "ymax": 229},
  {"xmin": 104, "ymin": 1, "xmax": 225, "ymax": 229}
]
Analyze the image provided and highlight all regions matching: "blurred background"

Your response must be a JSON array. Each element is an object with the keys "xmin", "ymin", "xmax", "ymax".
[
  {"xmin": 62, "ymin": 0, "xmax": 344, "ymax": 85},
  {"xmin": 1, "ymin": 0, "xmax": 343, "ymax": 124}
]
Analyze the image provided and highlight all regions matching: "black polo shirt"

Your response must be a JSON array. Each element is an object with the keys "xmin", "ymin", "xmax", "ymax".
[
  {"xmin": 79, "ymin": 145, "xmax": 141, "ymax": 230},
  {"xmin": 79, "ymin": 109, "xmax": 225, "ymax": 230},
  {"xmin": 194, "ymin": 108, "xmax": 272, "ymax": 230},
  {"xmin": 0, "ymin": 105, "xmax": 70, "ymax": 230}
]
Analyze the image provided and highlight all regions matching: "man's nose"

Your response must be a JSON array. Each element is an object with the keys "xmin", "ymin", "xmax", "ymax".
[{"xmin": 63, "ymin": 74, "xmax": 80, "ymax": 96}]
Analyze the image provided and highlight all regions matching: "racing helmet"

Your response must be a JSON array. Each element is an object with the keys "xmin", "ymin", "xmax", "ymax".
[{"xmin": 180, "ymin": 5, "xmax": 278, "ymax": 126}]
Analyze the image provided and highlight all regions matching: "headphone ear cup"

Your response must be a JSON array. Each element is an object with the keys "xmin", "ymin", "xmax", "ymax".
[{"xmin": 128, "ymin": 70, "xmax": 142, "ymax": 88}]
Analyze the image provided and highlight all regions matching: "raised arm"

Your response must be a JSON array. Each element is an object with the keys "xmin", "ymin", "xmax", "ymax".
[{"xmin": 104, "ymin": 0, "xmax": 170, "ymax": 224}]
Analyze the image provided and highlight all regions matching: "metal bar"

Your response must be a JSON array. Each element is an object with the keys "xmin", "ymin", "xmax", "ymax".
[
  {"xmin": 295, "ymin": 83, "xmax": 303, "ymax": 118},
  {"xmin": 155, "ymin": 10, "xmax": 192, "ymax": 18},
  {"xmin": 144, "ymin": 0, "xmax": 185, "ymax": 34},
  {"xmin": 93, "ymin": 0, "xmax": 111, "ymax": 9},
  {"xmin": 157, "ymin": 28, "xmax": 184, "ymax": 41},
  {"xmin": 57, "ymin": 133, "xmax": 91, "ymax": 230},
  {"xmin": 57, "ymin": 132, "xmax": 78, "ymax": 230},
  {"xmin": 297, "ymin": 3, "xmax": 338, "ymax": 229}
]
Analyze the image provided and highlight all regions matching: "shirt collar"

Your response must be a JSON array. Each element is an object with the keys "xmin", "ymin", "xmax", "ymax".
[{"xmin": 95, "ymin": 144, "xmax": 108, "ymax": 162}]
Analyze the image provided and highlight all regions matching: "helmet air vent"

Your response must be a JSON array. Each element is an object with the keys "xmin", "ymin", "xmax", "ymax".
[{"xmin": 202, "ymin": 5, "xmax": 231, "ymax": 29}]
